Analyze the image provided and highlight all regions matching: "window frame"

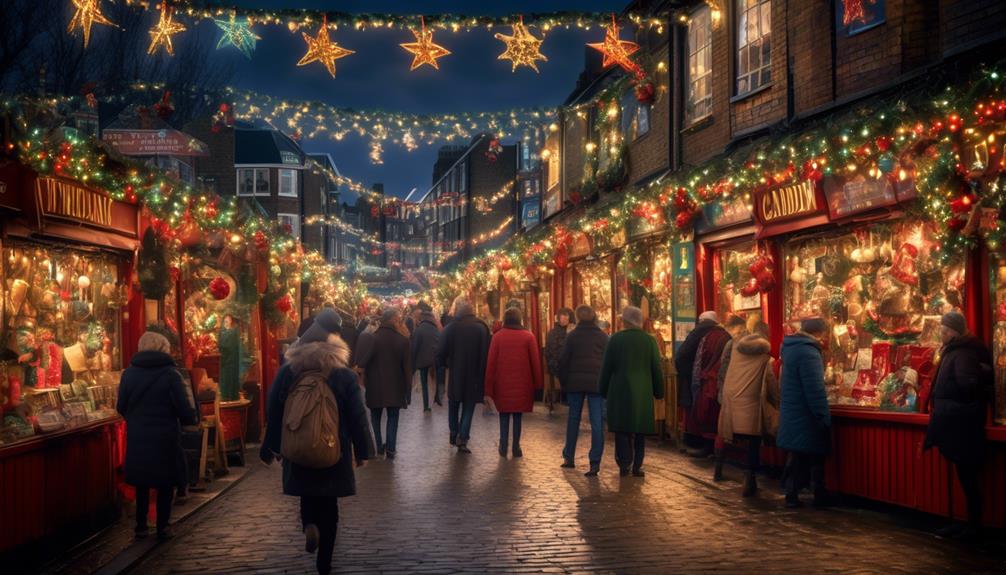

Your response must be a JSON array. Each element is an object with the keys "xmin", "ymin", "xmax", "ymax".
[
  {"xmin": 734, "ymin": 0, "xmax": 773, "ymax": 98},
  {"xmin": 687, "ymin": 5, "xmax": 713, "ymax": 124},
  {"xmin": 237, "ymin": 167, "xmax": 270, "ymax": 197},
  {"xmin": 278, "ymin": 168, "xmax": 298, "ymax": 198}
]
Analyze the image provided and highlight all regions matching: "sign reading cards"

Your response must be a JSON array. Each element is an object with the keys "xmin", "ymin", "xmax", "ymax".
[
  {"xmin": 824, "ymin": 175, "xmax": 898, "ymax": 219},
  {"xmin": 103, "ymin": 129, "xmax": 208, "ymax": 157},
  {"xmin": 753, "ymin": 179, "xmax": 825, "ymax": 226}
]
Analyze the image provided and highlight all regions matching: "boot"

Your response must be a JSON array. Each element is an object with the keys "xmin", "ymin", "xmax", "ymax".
[
  {"xmin": 498, "ymin": 442, "xmax": 508, "ymax": 458},
  {"xmin": 584, "ymin": 463, "xmax": 600, "ymax": 477},
  {"xmin": 512, "ymin": 443, "xmax": 523, "ymax": 458},
  {"xmin": 712, "ymin": 448, "xmax": 725, "ymax": 482},
  {"xmin": 561, "ymin": 458, "xmax": 575, "ymax": 469},
  {"xmin": 742, "ymin": 472, "xmax": 758, "ymax": 497}
]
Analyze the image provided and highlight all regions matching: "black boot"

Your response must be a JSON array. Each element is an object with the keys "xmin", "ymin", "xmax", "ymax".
[
  {"xmin": 512, "ymin": 444, "xmax": 523, "ymax": 458},
  {"xmin": 499, "ymin": 441, "xmax": 508, "ymax": 458},
  {"xmin": 742, "ymin": 472, "xmax": 758, "ymax": 497},
  {"xmin": 584, "ymin": 463, "xmax": 600, "ymax": 477},
  {"xmin": 712, "ymin": 448, "xmax": 725, "ymax": 482}
]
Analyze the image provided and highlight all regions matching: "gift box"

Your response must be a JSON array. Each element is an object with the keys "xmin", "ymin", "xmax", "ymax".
[
  {"xmin": 907, "ymin": 345, "xmax": 936, "ymax": 412},
  {"xmin": 852, "ymin": 370, "xmax": 878, "ymax": 404},
  {"xmin": 871, "ymin": 342, "xmax": 894, "ymax": 383}
]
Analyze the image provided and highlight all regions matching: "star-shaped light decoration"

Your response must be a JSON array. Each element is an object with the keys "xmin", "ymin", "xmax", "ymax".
[
  {"xmin": 587, "ymin": 15, "xmax": 641, "ymax": 74},
  {"xmin": 494, "ymin": 17, "xmax": 548, "ymax": 73},
  {"xmin": 214, "ymin": 12, "xmax": 261, "ymax": 59},
  {"xmin": 297, "ymin": 16, "xmax": 355, "ymax": 78},
  {"xmin": 400, "ymin": 17, "xmax": 451, "ymax": 71},
  {"xmin": 147, "ymin": 4, "xmax": 186, "ymax": 56},
  {"xmin": 68, "ymin": 0, "xmax": 115, "ymax": 48}
]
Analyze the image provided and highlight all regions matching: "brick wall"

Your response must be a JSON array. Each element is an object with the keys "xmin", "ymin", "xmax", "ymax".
[
  {"xmin": 183, "ymin": 116, "xmax": 235, "ymax": 197},
  {"xmin": 681, "ymin": 4, "xmax": 732, "ymax": 167},
  {"xmin": 940, "ymin": 0, "xmax": 1006, "ymax": 57},
  {"xmin": 789, "ymin": 0, "xmax": 833, "ymax": 115},
  {"xmin": 561, "ymin": 112, "xmax": 588, "ymax": 202},
  {"xmin": 627, "ymin": 45, "xmax": 672, "ymax": 184}
]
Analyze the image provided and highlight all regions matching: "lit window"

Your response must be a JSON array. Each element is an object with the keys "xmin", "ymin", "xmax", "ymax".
[
  {"xmin": 279, "ymin": 169, "xmax": 298, "ymax": 197},
  {"xmin": 237, "ymin": 168, "xmax": 270, "ymax": 196},
  {"xmin": 278, "ymin": 213, "xmax": 301, "ymax": 240},
  {"xmin": 547, "ymin": 150, "xmax": 560, "ymax": 191},
  {"xmin": 736, "ymin": 0, "xmax": 772, "ymax": 96},
  {"xmin": 687, "ymin": 6, "xmax": 713, "ymax": 122}
]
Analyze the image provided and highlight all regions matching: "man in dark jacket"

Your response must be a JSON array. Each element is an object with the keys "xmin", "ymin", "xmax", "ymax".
[
  {"xmin": 777, "ymin": 317, "xmax": 831, "ymax": 508},
  {"xmin": 354, "ymin": 308, "xmax": 412, "ymax": 459},
  {"xmin": 436, "ymin": 301, "xmax": 491, "ymax": 453},
  {"xmin": 924, "ymin": 311, "xmax": 992, "ymax": 540},
  {"xmin": 261, "ymin": 309, "xmax": 375, "ymax": 575},
  {"xmin": 544, "ymin": 308, "xmax": 574, "ymax": 412},
  {"xmin": 117, "ymin": 332, "xmax": 197, "ymax": 540},
  {"xmin": 411, "ymin": 302, "xmax": 440, "ymax": 411},
  {"xmin": 558, "ymin": 305, "xmax": 609, "ymax": 476}
]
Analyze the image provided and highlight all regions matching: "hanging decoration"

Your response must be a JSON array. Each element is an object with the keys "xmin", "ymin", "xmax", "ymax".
[
  {"xmin": 147, "ymin": 3, "xmax": 186, "ymax": 56},
  {"xmin": 400, "ymin": 17, "xmax": 451, "ymax": 71},
  {"xmin": 68, "ymin": 0, "xmax": 116, "ymax": 48},
  {"xmin": 842, "ymin": 0, "xmax": 875, "ymax": 27},
  {"xmin": 297, "ymin": 16, "xmax": 355, "ymax": 78},
  {"xmin": 495, "ymin": 18, "xmax": 548, "ymax": 73},
  {"xmin": 209, "ymin": 277, "xmax": 231, "ymax": 301},
  {"xmin": 485, "ymin": 137, "xmax": 504, "ymax": 162},
  {"xmin": 739, "ymin": 253, "xmax": 777, "ymax": 297},
  {"xmin": 214, "ymin": 12, "xmax": 261, "ymax": 59},
  {"xmin": 587, "ymin": 15, "xmax": 642, "ymax": 76}
]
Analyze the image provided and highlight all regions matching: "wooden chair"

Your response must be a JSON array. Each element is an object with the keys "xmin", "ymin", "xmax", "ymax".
[{"xmin": 197, "ymin": 378, "xmax": 228, "ymax": 483}]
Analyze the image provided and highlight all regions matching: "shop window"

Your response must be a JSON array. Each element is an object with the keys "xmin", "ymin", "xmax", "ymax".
[
  {"xmin": 579, "ymin": 258, "xmax": 614, "ymax": 332},
  {"xmin": 783, "ymin": 220, "xmax": 965, "ymax": 410},
  {"xmin": 736, "ymin": 0, "xmax": 772, "ymax": 96},
  {"xmin": 1, "ymin": 244, "xmax": 125, "ymax": 446},
  {"xmin": 715, "ymin": 242, "xmax": 765, "ymax": 329},
  {"xmin": 993, "ymin": 257, "xmax": 1006, "ymax": 424},
  {"xmin": 687, "ymin": 5, "xmax": 713, "ymax": 123},
  {"xmin": 546, "ymin": 149, "xmax": 560, "ymax": 191},
  {"xmin": 237, "ymin": 168, "xmax": 270, "ymax": 196}
]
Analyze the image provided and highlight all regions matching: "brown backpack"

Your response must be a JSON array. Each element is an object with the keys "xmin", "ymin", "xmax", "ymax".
[{"xmin": 281, "ymin": 371, "xmax": 342, "ymax": 469}]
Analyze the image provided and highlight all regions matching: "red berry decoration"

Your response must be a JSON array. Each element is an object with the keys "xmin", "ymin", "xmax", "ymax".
[
  {"xmin": 209, "ymin": 277, "xmax": 230, "ymax": 300},
  {"xmin": 276, "ymin": 293, "xmax": 293, "ymax": 315},
  {"xmin": 254, "ymin": 230, "xmax": 268, "ymax": 251}
]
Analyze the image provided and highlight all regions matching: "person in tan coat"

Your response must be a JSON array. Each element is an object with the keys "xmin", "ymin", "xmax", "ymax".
[{"xmin": 714, "ymin": 324, "xmax": 779, "ymax": 497}]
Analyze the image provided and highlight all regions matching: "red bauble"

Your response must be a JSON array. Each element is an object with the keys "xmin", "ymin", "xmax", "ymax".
[
  {"xmin": 209, "ymin": 277, "xmax": 230, "ymax": 300},
  {"xmin": 254, "ymin": 230, "xmax": 268, "ymax": 251},
  {"xmin": 276, "ymin": 294, "xmax": 293, "ymax": 314},
  {"xmin": 634, "ymin": 81, "xmax": 655, "ymax": 105},
  {"xmin": 947, "ymin": 217, "xmax": 966, "ymax": 232},
  {"xmin": 739, "ymin": 278, "xmax": 760, "ymax": 297},
  {"xmin": 674, "ymin": 210, "xmax": 695, "ymax": 230}
]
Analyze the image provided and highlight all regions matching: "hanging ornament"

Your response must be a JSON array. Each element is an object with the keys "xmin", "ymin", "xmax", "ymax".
[
  {"xmin": 214, "ymin": 12, "xmax": 261, "ymax": 59},
  {"xmin": 275, "ymin": 293, "xmax": 293, "ymax": 315},
  {"xmin": 147, "ymin": 3, "xmax": 186, "ymax": 56},
  {"xmin": 495, "ymin": 17, "xmax": 548, "ymax": 73},
  {"xmin": 253, "ymin": 230, "xmax": 268, "ymax": 252},
  {"xmin": 400, "ymin": 17, "xmax": 451, "ymax": 71},
  {"xmin": 587, "ymin": 15, "xmax": 641, "ymax": 75},
  {"xmin": 634, "ymin": 79, "xmax": 656, "ymax": 105},
  {"xmin": 297, "ymin": 16, "xmax": 354, "ymax": 78},
  {"xmin": 485, "ymin": 138, "xmax": 503, "ymax": 162},
  {"xmin": 209, "ymin": 277, "xmax": 231, "ymax": 300},
  {"xmin": 154, "ymin": 90, "xmax": 174, "ymax": 120},
  {"xmin": 842, "ymin": 0, "xmax": 873, "ymax": 26},
  {"xmin": 68, "ymin": 0, "xmax": 115, "ymax": 48}
]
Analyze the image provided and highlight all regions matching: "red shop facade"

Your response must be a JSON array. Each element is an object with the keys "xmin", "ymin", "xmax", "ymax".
[{"xmin": 694, "ymin": 169, "xmax": 1006, "ymax": 527}]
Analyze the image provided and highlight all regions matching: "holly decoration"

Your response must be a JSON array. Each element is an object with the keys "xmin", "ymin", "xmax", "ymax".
[
  {"xmin": 253, "ymin": 230, "xmax": 268, "ymax": 252},
  {"xmin": 485, "ymin": 138, "xmax": 503, "ymax": 163},
  {"xmin": 276, "ymin": 293, "xmax": 293, "ymax": 315},
  {"xmin": 209, "ymin": 277, "xmax": 230, "ymax": 300}
]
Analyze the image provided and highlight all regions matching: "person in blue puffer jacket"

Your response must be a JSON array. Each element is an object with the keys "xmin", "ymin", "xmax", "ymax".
[{"xmin": 777, "ymin": 317, "xmax": 831, "ymax": 509}]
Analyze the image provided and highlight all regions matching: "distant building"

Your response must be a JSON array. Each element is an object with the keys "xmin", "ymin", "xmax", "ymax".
[{"xmin": 102, "ymin": 110, "xmax": 208, "ymax": 186}]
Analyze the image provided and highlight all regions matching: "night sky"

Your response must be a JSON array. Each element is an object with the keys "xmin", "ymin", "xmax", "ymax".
[{"xmin": 215, "ymin": 1, "xmax": 629, "ymax": 200}]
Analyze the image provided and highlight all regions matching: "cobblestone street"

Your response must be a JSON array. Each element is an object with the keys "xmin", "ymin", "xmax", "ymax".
[{"xmin": 129, "ymin": 404, "xmax": 1004, "ymax": 574}]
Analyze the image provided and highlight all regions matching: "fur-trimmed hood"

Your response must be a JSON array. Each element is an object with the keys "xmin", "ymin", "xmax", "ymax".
[
  {"xmin": 284, "ymin": 334, "xmax": 350, "ymax": 376},
  {"xmin": 736, "ymin": 334, "xmax": 771, "ymax": 356}
]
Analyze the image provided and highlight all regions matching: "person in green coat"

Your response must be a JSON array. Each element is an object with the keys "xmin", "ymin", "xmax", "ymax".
[{"xmin": 599, "ymin": 306, "xmax": 665, "ymax": 477}]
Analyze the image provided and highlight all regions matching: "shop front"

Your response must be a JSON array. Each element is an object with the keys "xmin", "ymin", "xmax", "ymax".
[{"xmin": 0, "ymin": 166, "xmax": 141, "ymax": 561}]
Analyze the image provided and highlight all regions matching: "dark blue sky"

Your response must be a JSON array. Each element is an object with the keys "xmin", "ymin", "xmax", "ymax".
[{"xmin": 217, "ymin": 1, "xmax": 629, "ymax": 199}]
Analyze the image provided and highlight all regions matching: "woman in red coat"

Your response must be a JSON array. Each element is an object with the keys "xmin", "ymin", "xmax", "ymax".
[{"xmin": 485, "ymin": 307, "xmax": 543, "ymax": 458}]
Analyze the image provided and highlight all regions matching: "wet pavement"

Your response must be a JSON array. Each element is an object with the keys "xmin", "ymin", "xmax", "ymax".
[{"xmin": 123, "ymin": 401, "xmax": 1005, "ymax": 574}]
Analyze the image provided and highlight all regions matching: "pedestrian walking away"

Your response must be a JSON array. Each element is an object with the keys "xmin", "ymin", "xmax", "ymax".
[
  {"xmin": 116, "ymin": 331, "xmax": 197, "ymax": 541},
  {"xmin": 411, "ymin": 301, "xmax": 441, "ymax": 412},
  {"xmin": 260, "ymin": 309, "xmax": 375, "ymax": 575},
  {"xmin": 674, "ymin": 311, "xmax": 722, "ymax": 454},
  {"xmin": 437, "ymin": 300, "xmax": 491, "ymax": 453},
  {"xmin": 777, "ymin": 317, "xmax": 831, "ymax": 509},
  {"xmin": 484, "ymin": 307, "xmax": 542, "ymax": 458},
  {"xmin": 686, "ymin": 311, "xmax": 731, "ymax": 457},
  {"xmin": 558, "ymin": 305, "xmax": 609, "ymax": 476},
  {"xmin": 355, "ymin": 308, "xmax": 413, "ymax": 459},
  {"xmin": 924, "ymin": 311, "xmax": 993, "ymax": 541},
  {"xmin": 599, "ymin": 306, "xmax": 664, "ymax": 477},
  {"xmin": 544, "ymin": 308, "xmax": 574, "ymax": 412}
]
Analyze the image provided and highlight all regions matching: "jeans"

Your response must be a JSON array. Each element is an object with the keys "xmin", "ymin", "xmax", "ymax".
[
  {"xmin": 615, "ymin": 432, "xmax": 646, "ymax": 471},
  {"xmin": 955, "ymin": 461, "xmax": 983, "ymax": 527},
  {"xmin": 418, "ymin": 368, "xmax": 431, "ymax": 410},
  {"xmin": 449, "ymin": 400, "xmax": 476, "ymax": 444},
  {"xmin": 135, "ymin": 485, "xmax": 173, "ymax": 531},
  {"xmin": 563, "ymin": 392, "xmax": 605, "ymax": 465},
  {"xmin": 370, "ymin": 407, "xmax": 401, "ymax": 453},
  {"xmin": 300, "ymin": 496, "xmax": 339, "ymax": 575},
  {"xmin": 499, "ymin": 413, "xmax": 523, "ymax": 450},
  {"xmin": 785, "ymin": 452, "xmax": 826, "ymax": 500}
]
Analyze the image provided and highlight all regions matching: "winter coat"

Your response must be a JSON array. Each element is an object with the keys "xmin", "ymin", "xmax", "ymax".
[
  {"xmin": 355, "ymin": 324, "xmax": 412, "ymax": 409},
  {"xmin": 436, "ymin": 313, "xmax": 491, "ymax": 404},
  {"xmin": 261, "ymin": 335, "xmax": 375, "ymax": 497},
  {"xmin": 599, "ymin": 328, "xmax": 665, "ymax": 434},
  {"xmin": 485, "ymin": 326, "xmax": 543, "ymax": 413},
  {"xmin": 116, "ymin": 351, "xmax": 197, "ymax": 488},
  {"xmin": 717, "ymin": 334, "xmax": 780, "ymax": 441},
  {"xmin": 340, "ymin": 323, "xmax": 360, "ymax": 365},
  {"xmin": 557, "ymin": 320, "xmax": 609, "ymax": 394},
  {"xmin": 776, "ymin": 333, "xmax": 831, "ymax": 455},
  {"xmin": 411, "ymin": 313, "xmax": 440, "ymax": 370},
  {"xmin": 674, "ymin": 319, "xmax": 718, "ymax": 408},
  {"xmin": 924, "ymin": 335, "xmax": 993, "ymax": 466},
  {"xmin": 544, "ymin": 323, "xmax": 569, "ymax": 376},
  {"xmin": 687, "ymin": 325, "xmax": 731, "ymax": 435}
]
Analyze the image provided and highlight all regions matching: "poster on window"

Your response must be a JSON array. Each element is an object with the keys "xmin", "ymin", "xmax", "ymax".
[{"xmin": 837, "ymin": 0, "xmax": 885, "ymax": 35}]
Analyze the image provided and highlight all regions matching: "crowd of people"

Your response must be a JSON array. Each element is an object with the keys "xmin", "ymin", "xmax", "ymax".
[{"xmin": 113, "ymin": 295, "xmax": 993, "ymax": 574}]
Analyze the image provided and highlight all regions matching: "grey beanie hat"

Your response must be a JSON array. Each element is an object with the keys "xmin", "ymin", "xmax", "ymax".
[
  {"xmin": 299, "ymin": 308, "xmax": 343, "ymax": 344},
  {"xmin": 941, "ymin": 310, "xmax": 967, "ymax": 336},
  {"xmin": 800, "ymin": 317, "xmax": 828, "ymax": 335}
]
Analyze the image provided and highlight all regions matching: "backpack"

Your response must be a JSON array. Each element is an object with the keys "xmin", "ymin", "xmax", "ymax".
[{"xmin": 281, "ymin": 371, "xmax": 341, "ymax": 469}]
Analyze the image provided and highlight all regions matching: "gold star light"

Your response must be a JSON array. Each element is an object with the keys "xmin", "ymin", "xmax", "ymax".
[
  {"xmin": 495, "ymin": 18, "xmax": 547, "ymax": 73},
  {"xmin": 297, "ymin": 17, "xmax": 355, "ymax": 78},
  {"xmin": 400, "ymin": 17, "xmax": 451, "ymax": 71},
  {"xmin": 148, "ymin": 4, "xmax": 186, "ymax": 56},
  {"xmin": 68, "ymin": 0, "xmax": 115, "ymax": 48},
  {"xmin": 588, "ymin": 15, "xmax": 641, "ymax": 73}
]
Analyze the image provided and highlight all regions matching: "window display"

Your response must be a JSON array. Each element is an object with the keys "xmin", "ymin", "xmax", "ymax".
[
  {"xmin": 714, "ymin": 242, "xmax": 765, "ymax": 327},
  {"xmin": 783, "ymin": 220, "xmax": 964, "ymax": 410},
  {"xmin": 1, "ymin": 243, "xmax": 126, "ymax": 445},
  {"xmin": 992, "ymin": 257, "xmax": 1006, "ymax": 424},
  {"xmin": 649, "ymin": 247, "xmax": 675, "ymax": 346},
  {"xmin": 578, "ymin": 258, "xmax": 613, "ymax": 331}
]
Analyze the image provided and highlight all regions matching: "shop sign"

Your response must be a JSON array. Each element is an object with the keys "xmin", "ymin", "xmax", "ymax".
[
  {"xmin": 102, "ymin": 129, "xmax": 208, "ymax": 157},
  {"xmin": 753, "ymin": 179, "xmax": 825, "ymax": 226},
  {"xmin": 33, "ymin": 177, "xmax": 137, "ymax": 237},
  {"xmin": 695, "ymin": 195, "xmax": 752, "ymax": 233},
  {"xmin": 824, "ymin": 175, "xmax": 897, "ymax": 219},
  {"xmin": 521, "ymin": 197, "xmax": 541, "ymax": 229}
]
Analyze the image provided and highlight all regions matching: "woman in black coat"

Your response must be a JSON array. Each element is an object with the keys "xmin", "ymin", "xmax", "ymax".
[
  {"xmin": 354, "ymin": 308, "xmax": 412, "ymax": 458},
  {"xmin": 924, "ymin": 312, "xmax": 993, "ymax": 539},
  {"xmin": 261, "ymin": 309, "xmax": 375, "ymax": 575},
  {"xmin": 436, "ymin": 303, "xmax": 491, "ymax": 452},
  {"xmin": 116, "ymin": 332, "xmax": 196, "ymax": 540}
]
